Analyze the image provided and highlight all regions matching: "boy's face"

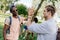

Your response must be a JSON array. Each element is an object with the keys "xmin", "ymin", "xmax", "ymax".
[
  {"xmin": 12, "ymin": 7, "xmax": 18, "ymax": 16},
  {"xmin": 43, "ymin": 8, "xmax": 51, "ymax": 18}
]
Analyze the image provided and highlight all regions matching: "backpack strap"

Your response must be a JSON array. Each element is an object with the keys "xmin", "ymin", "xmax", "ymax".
[
  {"xmin": 6, "ymin": 16, "xmax": 12, "ymax": 34},
  {"xmin": 9, "ymin": 16, "xmax": 12, "ymax": 25}
]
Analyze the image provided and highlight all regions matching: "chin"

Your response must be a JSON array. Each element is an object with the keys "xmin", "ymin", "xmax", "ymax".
[{"xmin": 13, "ymin": 14, "xmax": 17, "ymax": 16}]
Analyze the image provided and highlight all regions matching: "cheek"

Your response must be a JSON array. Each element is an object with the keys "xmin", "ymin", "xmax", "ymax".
[
  {"xmin": 16, "ymin": 11, "xmax": 18, "ymax": 13},
  {"xmin": 43, "ymin": 12, "xmax": 48, "ymax": 16},
  {"xmin": 43, "ymin": 12, "xmax": 46, "ymax": 16}
]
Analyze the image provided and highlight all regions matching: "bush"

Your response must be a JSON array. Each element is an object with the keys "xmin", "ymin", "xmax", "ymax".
[{"xmin": 16, "ymin": 4, "xmax": 28, "ymax": 17}]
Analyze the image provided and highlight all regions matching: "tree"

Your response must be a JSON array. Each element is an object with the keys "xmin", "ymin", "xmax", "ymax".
[
  {"xmin": 32, "ymin": 0, "xmax": 44, "ymax": 21},
  {"xmin": 49, "ymin": 0, "xmax": 58, "ymax": 6},
  {"xmin": 32, "ymin": 0, "xmax": 58, "ymax": 21},
  {"xmin": 16, "ymin": 4, "xmax": 28, "ymax": 17},
  {"xmin": 0, "ymin": 0, "xmax": 18, "ymax": 12}
]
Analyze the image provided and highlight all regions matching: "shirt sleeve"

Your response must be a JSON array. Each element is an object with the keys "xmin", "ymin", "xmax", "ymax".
[
  {"xmin": 28, "ymin": 22, "xmax": 49, "ymax": 34},
  {"xmin": 4, "ymin": 18, "xmax": 10, "ymax": 26}
]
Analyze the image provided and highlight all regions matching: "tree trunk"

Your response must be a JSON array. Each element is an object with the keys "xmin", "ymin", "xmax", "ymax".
[{"xmin": 32, "ymin": 0, "xmax": 44, "ymax": 21}]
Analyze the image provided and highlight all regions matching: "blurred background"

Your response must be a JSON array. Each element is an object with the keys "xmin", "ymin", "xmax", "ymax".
[{"xmin": 0, "ymin": 0, "xmax": 60, "ymax": 40}]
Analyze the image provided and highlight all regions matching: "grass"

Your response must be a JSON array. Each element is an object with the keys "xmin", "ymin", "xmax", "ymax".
[{"xmin": 0, "ymin": 24, "xmax": 4, "ymax": 40}]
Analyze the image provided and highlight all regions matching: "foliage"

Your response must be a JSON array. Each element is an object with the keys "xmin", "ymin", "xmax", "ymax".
[{"xmin": 16, "ymin": 4, "xmax": 28, "ymax": 16}]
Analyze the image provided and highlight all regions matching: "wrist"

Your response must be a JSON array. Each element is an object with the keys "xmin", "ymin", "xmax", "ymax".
[
  {"xmin": 28, "ymin": 16, "xmax": 32, "ymax": 17},
  {"xmin": 28, "ymin": 16, "xmax": 32, "ymax": 20}
]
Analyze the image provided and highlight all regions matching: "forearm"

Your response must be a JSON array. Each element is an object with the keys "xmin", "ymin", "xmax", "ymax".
[
  {"xmin": 3, "ymin": 24, "xmax": 9, "ymax": 40},
  {"xmin": 27, "ymin": 16, "xmax": 32, "ymax": 26},
  {"xmin": 3, "ymin": 29, "xmax": 6, "ymax": 40}
]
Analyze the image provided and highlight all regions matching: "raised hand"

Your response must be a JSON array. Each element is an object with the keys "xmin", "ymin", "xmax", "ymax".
[{"xmin": 28, "ymin": 7, "xmax": 34, "ymax": 17}]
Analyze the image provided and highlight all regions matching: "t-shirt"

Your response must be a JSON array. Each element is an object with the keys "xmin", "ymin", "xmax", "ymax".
[{"xmin": 4, "ymin": 16, "xmax": 21, "ymax": 40}]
